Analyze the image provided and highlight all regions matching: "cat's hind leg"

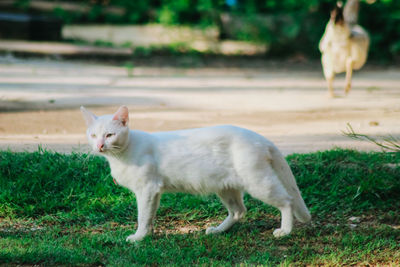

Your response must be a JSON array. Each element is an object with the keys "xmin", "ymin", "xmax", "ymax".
[
  {"xmin": 206, "ymin": 189, "xmax": 246, "ymax": 235},
  {"xmin": 246, "ymin": 169, "xmax": 293, "ymax": 238},
  {"xmin": 272, "ymin": 201, "xmax": 293, "ymax": 237}
]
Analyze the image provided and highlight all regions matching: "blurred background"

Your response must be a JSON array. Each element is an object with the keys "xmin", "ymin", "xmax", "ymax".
[
  {"xmin": 0, "ymin": 0, "xmax": 399, "ymax": 154},
  {"xmin": 0, "ymin": 0, "xmax": 399, "ymax": 60}
]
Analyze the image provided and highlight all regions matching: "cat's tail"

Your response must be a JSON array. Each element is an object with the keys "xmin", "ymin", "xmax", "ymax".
[{"xmin": 270, "ymin": 146, "xmax": 311, "ymax": 223}]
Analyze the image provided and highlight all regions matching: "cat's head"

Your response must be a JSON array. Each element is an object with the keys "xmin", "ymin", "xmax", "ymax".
[{"xmin": 81, "ymin": 106, "xmax": 130, "ymax": 154}]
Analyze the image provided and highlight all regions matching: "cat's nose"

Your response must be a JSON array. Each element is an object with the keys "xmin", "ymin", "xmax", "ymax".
[{"xmin": 97, "ymin": 143, "xmax": 104, "ymax": 151}]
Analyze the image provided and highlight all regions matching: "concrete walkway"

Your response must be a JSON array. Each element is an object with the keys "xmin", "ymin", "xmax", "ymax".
[
  {"xmin": 0, "ymin": 40, "xmax": 132, "ymax": 57},
  {"xmin": 0, "ymin": 56, "xmax": 399, "ymax": 155}
]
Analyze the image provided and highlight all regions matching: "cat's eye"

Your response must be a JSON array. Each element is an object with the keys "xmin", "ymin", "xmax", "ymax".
[
  {"xmin": 106, "ymin": 133, "xmax": 115, "ymax": 138},
  {"xmin": 90, "ymin": 134, "xmax": 96, "ymax": 138}
]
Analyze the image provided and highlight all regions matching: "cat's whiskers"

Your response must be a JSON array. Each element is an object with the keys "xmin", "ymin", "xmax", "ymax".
[
  {"xmin": 108, "ymin": 148, "xmax": 123, "ymax": 160},
  {"xmin": 104, "ymin": 145, "xmax": 127, "ymax": 160}
]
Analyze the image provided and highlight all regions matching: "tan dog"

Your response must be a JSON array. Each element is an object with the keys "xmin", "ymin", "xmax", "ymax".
[{"xmin": 319, "ymin": 0, "xmax": 369, "ymax": 97}]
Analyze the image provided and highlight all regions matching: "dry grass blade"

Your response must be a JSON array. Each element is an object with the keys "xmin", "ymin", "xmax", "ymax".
[{"xmin": 344, "ymin": 123, "xmax": 400, "ymax": 152}]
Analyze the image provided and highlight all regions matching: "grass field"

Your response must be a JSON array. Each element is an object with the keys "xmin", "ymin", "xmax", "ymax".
[{"xmin": 0, "ymin": 149, "xmax": 399, "ymax": 266}]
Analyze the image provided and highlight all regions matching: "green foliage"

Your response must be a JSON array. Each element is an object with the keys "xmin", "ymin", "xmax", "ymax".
[
  {"xmin": 0, "ymin": 149, "xmax": 399, "ymax": 265},
  {"xmin": 358, "ymin": 0, "xmax": 400, "ymax": 62},
  {"xmin": 15, "ymin": 0, "xmax": 400, "ymax": 60},
  {"xmin": 221, "ymin": 0, "xmax": 400, "ymax": 60}
]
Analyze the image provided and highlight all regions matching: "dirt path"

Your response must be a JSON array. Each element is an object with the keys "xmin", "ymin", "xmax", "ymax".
[{"xmin": 0, "ymin": 57, "xmax": 399, "ymax": 155}]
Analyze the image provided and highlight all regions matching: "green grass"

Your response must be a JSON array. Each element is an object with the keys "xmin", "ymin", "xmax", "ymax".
[{"xmin": 1, "ymin": 149, "xmax": 399, "ymax": 265}]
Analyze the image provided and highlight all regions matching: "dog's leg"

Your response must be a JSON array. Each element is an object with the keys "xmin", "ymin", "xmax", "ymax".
[
  {"xmin": 327, "ymin": 75, "xmax": 335, "ymax": 98},
  {"xmin": 345, "ymin": 59, "xmax": 354, "ymax": 95},
  {"xmin": 322, "ymin": 51, "xmax": 335, "ymax": 98}
]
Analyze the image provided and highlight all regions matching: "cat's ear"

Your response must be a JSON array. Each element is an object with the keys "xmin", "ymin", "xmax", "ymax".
[
  {"xmin": 113, "ymin": 106, "xmax": 129, "ymax": 126},
  {"xmin": 80, "ymin": 106, "xmax": 97, "ymax": 127}
]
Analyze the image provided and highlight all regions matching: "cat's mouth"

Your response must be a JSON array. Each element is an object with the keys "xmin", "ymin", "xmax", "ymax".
[{"xmin": 98, "ymin": 147, "xmax": 113, "ymax": 153}]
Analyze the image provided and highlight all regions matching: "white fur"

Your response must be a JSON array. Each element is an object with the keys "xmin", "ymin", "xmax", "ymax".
[
  {"xmin": 319, "ymin": 4, "xmax": 369, "ymax": 97},
  {"xmin": 81, "ymin": 106, "xmax": 311, "ymax": 242}
]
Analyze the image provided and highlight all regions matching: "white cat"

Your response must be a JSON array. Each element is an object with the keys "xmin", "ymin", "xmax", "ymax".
[{"xmin": 81, "ymin": 106, "xmax": 311, "ymax": 242}]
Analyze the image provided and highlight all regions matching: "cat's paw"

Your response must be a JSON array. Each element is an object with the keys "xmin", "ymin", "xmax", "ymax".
[
  {"xmin": 126, "ymin": 233, "xmax": 145, "ymax": 243},
  {"xmin": 205, "ymin": 226, "xmax": 220, "ymax": 235},
  {"xmin": 273, "ymin": 228, "xmax": 290, "ymax": 238}
]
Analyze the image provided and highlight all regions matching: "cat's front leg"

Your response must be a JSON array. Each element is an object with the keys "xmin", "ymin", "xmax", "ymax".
[{"xmin": 126, "ymin": 184, "xmax": 161, "ymax": 243}]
